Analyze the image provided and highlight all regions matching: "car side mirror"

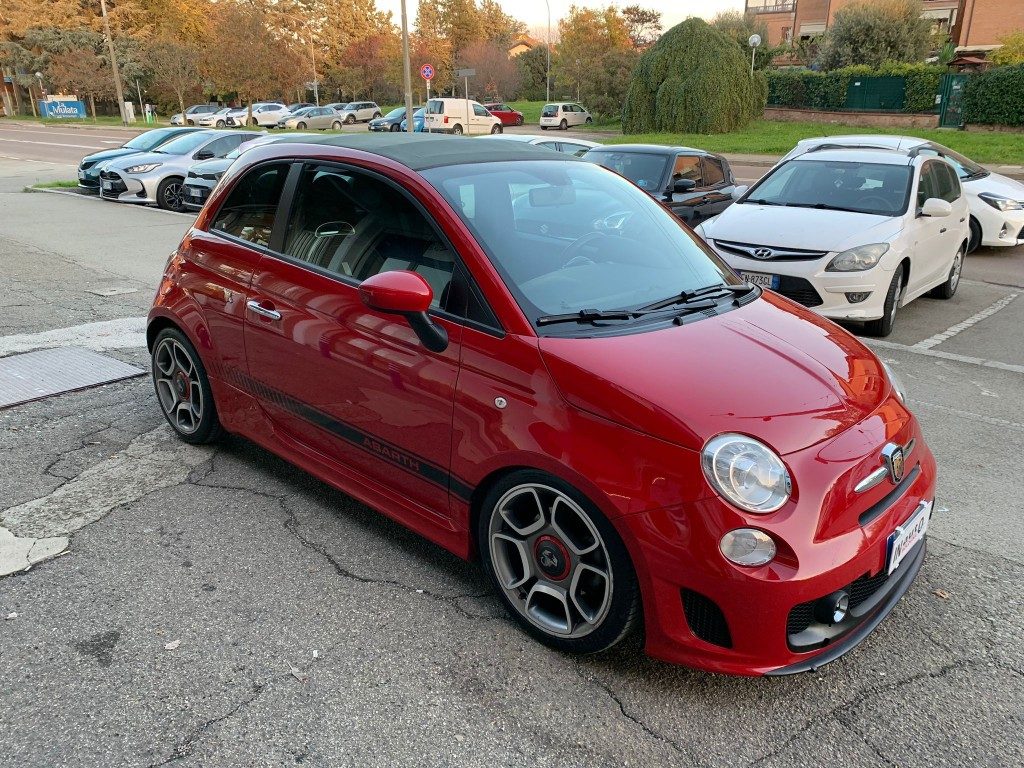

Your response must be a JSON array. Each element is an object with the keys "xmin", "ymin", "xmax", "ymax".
[
  {"xmin": 358, "ymin": 271, "xmax": 448, "ymax": 353},
  {"xmin": 920, "ymin": 198, "xmax": 952, "ymax": 218},
  {"xmin": 731, "ymin": 185, "xmax": 749, "ymax": 199},
  {"xmin": 194, "ymin": 149, "xmax": 214, "ymax": 160},
  {"xmin": 672, "ymin": 178, "xmax": 697, "ymax": 194}
]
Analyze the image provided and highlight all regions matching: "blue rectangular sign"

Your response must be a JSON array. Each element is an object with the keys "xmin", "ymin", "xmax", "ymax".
[{"xmin": 39, "ymin": 100, "xmax": 87, "ymax": 118}]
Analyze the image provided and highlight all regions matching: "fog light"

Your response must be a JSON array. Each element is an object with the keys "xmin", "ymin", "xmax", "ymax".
[
  {"xmin": 814, "ymin": 590, "xmax": 850, "ymax": 625},
  {"xmin": 1000, "ymin": 223, "xmax": 1010, "ymax": 239},
  {"xmin": 720, "ymin": 529, "xmax": 776, "ymax": 567},
  {"xmin": 845, "ymin": 292, "xmax": 871, "ymax": 304}
]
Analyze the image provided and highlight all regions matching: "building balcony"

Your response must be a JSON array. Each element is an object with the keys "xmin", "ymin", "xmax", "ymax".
[{"xmin": 746, "ymin": 0, "xmax": 796, "ymax": 12}]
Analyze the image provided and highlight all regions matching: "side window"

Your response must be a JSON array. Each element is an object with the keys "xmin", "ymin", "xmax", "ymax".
[
  {"xmin": 282, "ymin": 164, "xmax": 456, "ymax": 309},
  {"xmin": 938, "ymin": 163, "xmax": 961, "ymax": 202},
  {"xmin": 203, "ymin": 135, "xmax": 241, "ymax": 158},
  {"xmin": 917, "ymin": 161, "xmax": 940, "ymax": 207},
  {"xmin": 673, "ymin": 155, "xmax": 703, "ymax": 185},
  {"xmin": 211, "ymin": 162, "xmax": 290, "ymax": 247},
  {"xmin": 473, "ymin": 104, "xmax": 490, "ymax": 117},
  {"xmin": 702, "ymin": 157, "xmax": 727, "ymax": 186}
]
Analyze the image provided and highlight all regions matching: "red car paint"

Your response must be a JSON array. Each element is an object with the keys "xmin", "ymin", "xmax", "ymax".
[
  {"xmin": 148, "ymin": 141, "xmax": 935, "ymax": 675},
  {"xmin": 484, "ymin": 103, "xmax": 524, "ymax": 126}
]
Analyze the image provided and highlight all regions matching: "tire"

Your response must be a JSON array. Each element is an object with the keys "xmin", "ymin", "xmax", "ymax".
[
  {"xmin": 372, "ymin": 111, "xmax": 382, "ymax": 119},
  {"xmin": 478, "ymin": 470, "xmax": 641, "ymax": 655},
  {"xmin": 967, "ymin": 217, "xmax": 982, "ymax": 254},
  {"xmin": 186, "ymin": 119, "xmax": 194, "ymax": 126},
  {"xmin": 930, "ymin": 246, "xmax": 964, "ymax": 299},
  {"xmin": 332, "ymin": 121, "xmax": 342, "ymax": 130},
  {"xmin": 540, "ymin": 126, "xmax": 548, "ymax": 131},
  {"xmin": 151, "ymin": 328, "xmax": 223, "ymax": 445},
  {"xmin": 451, "ymin": 124, "xmax": 463, "ymax": 135},
  {"xmin": 559, "ymin": 118, "xmax": 568, "ymax": 130},
  {"xmin": 215, "ymin": 120, "xmax": 225, "ymax": 128},
  {"xmin": 345, "ymin": 114, "xmax": 355, "ymax": 124},
  {"xmin": 296, "ymin": 121, "xmax": 306, "ymax": 129},
  {"xmin": 248, "ymin": 118, "xmax": 258, "ymax": 126},
  {"xmin": 390, "ymin": 123, "xmax": 400, "ymax": 132},
  {"xmin": 491, "ymin": 123, "xmax": 503, "ymax": 134},
  {"xmin": 156, "ymin": 176, "xmax": 186, "ymax": 212},
  {"xmin": 864, "ymin": 265, "xmax": 904, "ymax": 337},
  {"xmin": 586, "ymin": 117, "xmax": 593, "ymax": 124},
  {"xmin": 516, "ymin": 115, "xmax": 523, "ymax": 126}
]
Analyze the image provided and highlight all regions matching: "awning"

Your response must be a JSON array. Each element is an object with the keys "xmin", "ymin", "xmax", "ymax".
[{"xmin": 798, "ymin": 22, "xmax": 827, "ymax": 35}]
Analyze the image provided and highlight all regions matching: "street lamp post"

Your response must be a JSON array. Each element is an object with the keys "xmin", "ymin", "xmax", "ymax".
[
  {"xmin": 399, "ymin": 0, "xmax": 414, "ymax": 133},
  {"xmin": 99, "ymin": 0, "xmax": 127, "ymax": 125},
  {"xmin": 545, "ymin": 0, "xmax": 551, "ymax": 102}
]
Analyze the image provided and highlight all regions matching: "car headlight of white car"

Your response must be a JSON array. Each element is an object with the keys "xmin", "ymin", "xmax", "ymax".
[
  {"xmin": 701, "ymin": 434, "xmax": 792, "ymax": 514},
  {"xmin": 826, "ymin": 243, "xmax": 889, "ymax": 271},
  {"xmin": 979, "ymin": 192, "xmax": 1023, "ymax": 211},
  {"xmin": 124, "ymin": 163, "xmax": 162, "ymax": 174},
  {"xmin": 881, "ymin": 361, "xmax": 907, "ymax": 402}
]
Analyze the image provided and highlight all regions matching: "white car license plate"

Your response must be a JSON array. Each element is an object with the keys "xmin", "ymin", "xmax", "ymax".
[
  {"xmin": 78, "ymin": 170, "xmax": 86, "ymax": 181},
  {"xmin": 101, "ymin": 180, "xmax": 112, "ymax": 190},
  {"xmin": 740, "ymin": 271, "xmax": 780, "ymax": 290},
  {"xmin": 189, "ymin": 187, "xmax": 202, "ymax": 198},
  {"xmin": 886, "ymin": 501, "xmax": 931, "ymax": 575}
]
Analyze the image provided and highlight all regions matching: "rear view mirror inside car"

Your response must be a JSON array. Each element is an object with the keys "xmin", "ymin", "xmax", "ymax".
[{"xmin": 529, "ymin": 185, "xmax": 576, "ymax": 207}]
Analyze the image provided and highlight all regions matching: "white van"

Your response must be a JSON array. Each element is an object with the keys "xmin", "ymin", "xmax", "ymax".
[{"xmin": 424, "ymin": 98, "xmax": 502, "ymax": 135}]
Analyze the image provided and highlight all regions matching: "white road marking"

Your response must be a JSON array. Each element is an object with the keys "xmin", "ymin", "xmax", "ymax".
[
  {"xmin": 0, "ymin": 317, "xmax": 148, "ymax": 357},
  {"xmin": 866, "ymin": 338, "xmax": 1024, "ymax": 375},
  {"xmin": 913, "ymin": 292, "xmax": 1019, "ymax": 350},
  {"xmin": 0, "ymin": 125, "xmax": 133, "ymax": 141},
  {"xmin": 0, "ymin": 154, "xmax": 77, "ymax": 166},
  {"xmin": 0, "ymin": 137, "xmax": 103, "ymax": 150},
  {"xmin": 29, "ymin": 186, "xmax": 196, "ymax": 217},
  {"xmin": 908, "ymin": 400, "xmax": 1024, "ymax": 431}
]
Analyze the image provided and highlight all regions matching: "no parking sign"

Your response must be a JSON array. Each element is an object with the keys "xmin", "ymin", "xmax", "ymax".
[{"xmin": 420, "ymin": 64, "xmax": 434, "ymax": 81}]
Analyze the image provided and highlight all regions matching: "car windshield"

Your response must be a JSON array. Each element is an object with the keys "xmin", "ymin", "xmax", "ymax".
[
  {"xmin": 926, "ymin": 144, "xmax": 987, "ymax": 180},
  {"xmin": 291, "ymin": 108, "xmax": 313, "ymax": 117},
  {"xmin": 422, "ymin": 161, "xmax": 738, "ymax": 328},
  {"xmin": 156, "ymin": 131, "xmax": 214, "ymax": 155},
  {"xmin": 585, "ymin": 151, "xmax": 669, "ymax": 193},
  {"xmin": 385, "ymin": 107, "xmax": 405, "ymax": 118},
  {"xmin": 741, "ymin": 159, "xmax": 912, "ymax": 216},
  {"xmin": 541, "ymin": 104, "xmax": 558, "ymax": 117},
  {"xmin": 124, "ymin": 129, "xmax": 179, "ymax": 151}
]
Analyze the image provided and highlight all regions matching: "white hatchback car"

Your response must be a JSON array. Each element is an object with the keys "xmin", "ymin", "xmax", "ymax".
[
  {"xmin": 695, "ymin": 146, "xmax": 969, "ymax": 336},
  {"xmin": 781, "ymin": 135, "xmax": 1024, "ymax": 253},
  {"xmin": 539, "ymin": 103, "xmax": 593, "ymax": 131}
]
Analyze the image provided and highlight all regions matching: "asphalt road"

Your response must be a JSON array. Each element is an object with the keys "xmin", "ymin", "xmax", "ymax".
[{"xmin": 0, "ymin": 146, "xmax": 1023, "ymax": 766}]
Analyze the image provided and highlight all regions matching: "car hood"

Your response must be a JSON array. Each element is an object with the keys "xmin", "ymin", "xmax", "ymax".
[
  {"xmin": 538, "ymin": 293, "xmax": 888, "ymax": 455},
  {"xmin": 82, "ymin": 147, "xmax": 138, "ymax": 165},
  {"xmin": 706, "ymin": 204, "xmax": 904, "ymax": 253},
  {"xmin": 965, "ymin": 171, "xmax": 1024, "ymax": 200},
  {"xmin": 105, "ymin": 149, "xmax": 185, "ymax": 171},
  {"xmin": 189, "ymin": 157, "xmax": 232, "ymax": 175}
]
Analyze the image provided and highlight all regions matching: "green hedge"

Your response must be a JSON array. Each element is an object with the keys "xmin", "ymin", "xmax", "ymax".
[
  {"xmin": 767, "ymin": 64, "xmax": 944, "ymax": 113},
  {"xmin": 963, "ymin": 64, "xmax": 1024, "ymax": 125}
]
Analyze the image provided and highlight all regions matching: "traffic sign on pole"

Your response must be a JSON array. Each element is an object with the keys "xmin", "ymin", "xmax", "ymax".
[{"xmin": 420, "ymin": 64, "xmax": 434, "ymax": 81}]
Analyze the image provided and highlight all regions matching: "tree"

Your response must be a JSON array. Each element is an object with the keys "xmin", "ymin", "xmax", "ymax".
[
  {"xmin": 554, "ymin": 5, "xmax": 636, "ymax": 117},
  {"xmin": 818, "ymin": 0, "xmax": 931, "ymax": 70},
  {"xmin": 145, "ymin": 37, "xmax": 200, "ymax": 117},
  {"xmin": 460, "ymin": 40, "xmax": 520, "ymax": 100},
  {"xmin": 710, "ymin": 10, "xmax": 777, "ymax": 70},
  {"xmin": 516, "ymin": 44, "xmax": 549, "ymax": 101},
  {"xmin": 991, "ymin": 31, "xmax": 1024, "ymax": 66},
  {"xmin": 623, "ymin": 18, "xmax": 766, "ymax": 134},
  {"xmin": 437, "ymin": 0, "xmax": 484, "ymax": 62},
  {"xmin": 622, "ymin": 5, "xmax": 661, "ymax": 49},
  {"xmin": 47, "ymin": 48, "xmax": 112, "ymax": 117},
  {"xmin": 478, "ymin": 0, "xmax": 525, "ymax": 47}
]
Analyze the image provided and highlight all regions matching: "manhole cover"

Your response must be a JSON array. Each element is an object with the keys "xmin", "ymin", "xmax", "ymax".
[{"xmin": 0, "ymin": 346, "xmax": 145, "ymax": 409}]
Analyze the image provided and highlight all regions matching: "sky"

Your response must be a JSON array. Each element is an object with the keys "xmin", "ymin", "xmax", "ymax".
[{"xmin": 376, "ymin": 0, "xmax": 746, "ymax": 35}]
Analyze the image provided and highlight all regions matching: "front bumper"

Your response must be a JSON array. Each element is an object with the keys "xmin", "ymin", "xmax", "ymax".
[
  {"xmin": 615, "ymin": 405, "xmax": 937, "ymax": 676},
  {"xmin": 98, "ymin": 169, "xmax": 159, "ymax": 204},
  {"xmin": 182, "ymin": 179, "xmax": 215, "ymax": 211},
  {"xmin": 975, "ymin": 205, "xmax": 1024, "ymax": 248}
]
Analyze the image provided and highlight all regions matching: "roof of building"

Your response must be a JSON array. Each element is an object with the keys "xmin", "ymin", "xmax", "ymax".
[{"xmin": 262, "ymin": 133, "xmax": 578, "ymax": 170}]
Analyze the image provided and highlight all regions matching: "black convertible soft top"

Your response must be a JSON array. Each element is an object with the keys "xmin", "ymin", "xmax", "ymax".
[{"xmin": 265, "ymin": 132, "xmax": 580, "ymax": 171}]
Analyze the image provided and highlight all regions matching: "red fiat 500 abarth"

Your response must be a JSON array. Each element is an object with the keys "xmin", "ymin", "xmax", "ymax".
[{"xmin": 148, "ymin": 134, "xmax": 935, "ymax": 675}]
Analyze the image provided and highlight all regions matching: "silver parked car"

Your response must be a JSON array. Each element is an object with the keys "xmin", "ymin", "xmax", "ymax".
[
  {"xmin": 280, "ymin": 105, "xmax": 345, "ymax": 130},
  {"xmin": 169, "ymin": 104, "xmax": 218, "ymax": 126},
  {"xmin": 196, "ymin": 107, "xmax": 232, "ymax": 128},
  {"xmin": 99, "ymin": 129, "xmax": 261, "ymax": 211},
  {"xmin": 335, "ymin": 101, "xmax": 382, "ymax": 124}
]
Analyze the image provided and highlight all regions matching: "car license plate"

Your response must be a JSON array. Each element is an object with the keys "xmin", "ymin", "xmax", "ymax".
[
  {"xmin": 886, "ymin": 501, "xmax": 931, "ymax": 575},
  {"xmin": 78, "ymin": 171, "xmax": 86, "ymax": 180},
  {"xmin": 740, "ymin": 271, "xmax": 779, "ymax": 290},
  {"xmin": 188, "ymin": 187, "xmax": 201, "ymax": 197},
  {"xmin": 101, "ymin": 180, "xmax": 112, "ymax": 190}
]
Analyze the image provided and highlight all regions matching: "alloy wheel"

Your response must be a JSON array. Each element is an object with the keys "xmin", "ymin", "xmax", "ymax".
[
  {"xmin": 950, "ymin": 249, "xmax": 963, "ymax": 292},
  {"xmin": 890, "ymin": 271, "xmax": 904, "ymax": 327},
  {"xmin": 163, "ymin": 181, "xmax": 184, "ymax": 211},
  {"xmin": 154, "ymin": 338, "xmax": 204, "ymax": 434},
  {"xmin": 488, "ymin": 483, "xmax": 613, "ymax": 638}
]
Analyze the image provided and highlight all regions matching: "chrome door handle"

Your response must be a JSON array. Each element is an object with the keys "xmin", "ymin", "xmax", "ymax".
[{"xmin": 246, "ymin": 300, "xmax": 281, "ymax": 320}]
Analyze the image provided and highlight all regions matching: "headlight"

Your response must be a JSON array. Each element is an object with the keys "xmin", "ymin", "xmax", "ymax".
[
  {"xmin": 827, "ymin": 243, "xmax": 889, "ymax": 271},
  {"xmin": 881, "ymin": 361, "xmax": 907, "ymax": 402},
  {"xmin": 720, "ymin": 529, "xmax": 777, "ymax": 566},
  {"xmin": 701, "ymin": 434, "xmax": 791, "ymax": 513},
  {"xmin": 125, "ymin": 163, "xmax": 161, "ymax": 173},
  {"xmin": 979, "ymin": 192, "xmax": 1023, "ymax": 211}
]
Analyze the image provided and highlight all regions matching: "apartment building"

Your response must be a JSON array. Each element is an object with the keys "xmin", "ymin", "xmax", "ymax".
[{"xmin": 746, "ymin": 0, "xmax": 1021, "ymax": 51}]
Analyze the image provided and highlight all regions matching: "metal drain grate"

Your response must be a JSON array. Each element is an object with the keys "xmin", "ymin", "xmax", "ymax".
[{"xmin": 0, "ymin": 346, "xmax": 145, "ymax": 409}]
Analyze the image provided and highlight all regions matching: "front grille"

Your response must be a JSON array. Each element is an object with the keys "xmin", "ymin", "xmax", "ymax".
[
  {"xmin": 775, "ymin": 276, "xmax": 823, "ymax": 307},
  {"xmin": 787, "ymin": 602, "xmax": 814, "ymax": 635},
  {"xmin": 98, "ymin": 170, "xmax": 127, "ymax": 197},
  {"xmin": 183, "ymin": 184, "xmax": 210, "ymax": 205},
  {"xmin": 681, "ymin": 589, "xmax": 732, "ymax": 648},
  {"xmin": 714, "ymin": 240, "xmax": 829, "ymax": 261}
]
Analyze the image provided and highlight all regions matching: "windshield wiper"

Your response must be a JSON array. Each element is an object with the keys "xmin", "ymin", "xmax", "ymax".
[
  {"xmin": 742, "ymin": 198, "xmax": 784, "ymax": 206},
  {"xmin": 784, "ymin": 202, "xmax": 875, "ymax": 214},
  {"xmin": 638, "ymin": 283, "xmax": 754, "ymax": 313},
  {"xmin": 536, "ymin": 309, "xmax": 635, "ymax": 326}
]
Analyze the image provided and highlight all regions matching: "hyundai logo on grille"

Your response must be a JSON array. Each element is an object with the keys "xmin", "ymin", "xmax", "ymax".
[{"xmin": 752, "ymin": 248, "xmax": 774, "ymax": 260}]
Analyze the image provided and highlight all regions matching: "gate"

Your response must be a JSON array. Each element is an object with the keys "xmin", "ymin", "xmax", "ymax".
[{"xmin": 938, "ymin": 73, "xmax": 969, "ymax": 128}]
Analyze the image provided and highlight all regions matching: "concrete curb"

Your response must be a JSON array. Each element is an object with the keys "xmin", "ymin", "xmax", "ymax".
[{"xmin": 26, "ymin": 186, "xmax": 196, "ymax": 219}]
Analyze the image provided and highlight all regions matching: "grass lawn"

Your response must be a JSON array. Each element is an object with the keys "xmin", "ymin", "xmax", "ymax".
[
  {"xmin": 601, "ymin": 119, "xmax": 1024, "ymax": 165},
  {"xmin": 31, "ymin": 180, "xmax": 79, "ymax": 189}
]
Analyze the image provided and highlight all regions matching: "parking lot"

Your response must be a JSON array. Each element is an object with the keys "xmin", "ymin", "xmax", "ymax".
[{"xmin": 1, "ymin": 128, "xmax": 1022, "ymax": 767}]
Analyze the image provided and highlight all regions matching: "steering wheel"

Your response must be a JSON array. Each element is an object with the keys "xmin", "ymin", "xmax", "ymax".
[
  {"xmin": 560, "ymin": 230, "xmax": 609, "ymax": 268},
  {"xmin": 857, "ymin": 195, "xmax": 890, "ymax": 211}
]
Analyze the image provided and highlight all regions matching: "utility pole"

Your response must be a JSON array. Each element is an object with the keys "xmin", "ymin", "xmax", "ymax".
[
  {"xmin": 99, "ymin": 0, "xmax": 127, "ymax": 125},
  {"xmin": 545, "ymin": 0, "xmax": 551, "ymax": 102},
  {"xmin": 400, "ymin": 0, "xmax": 414, "ymax": 133}
]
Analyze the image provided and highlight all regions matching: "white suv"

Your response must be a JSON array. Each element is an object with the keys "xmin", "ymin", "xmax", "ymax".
[
  {"xmin": 334, "ymin": 101, "xmax": 382, "ymax": 124},
  {"xmin": 695, "ymin": 146, "xmax": 970, "ymax": 336},
  {"xmin": 780, "ymin": 135, "xmax": 1024, "ymax": 253}
]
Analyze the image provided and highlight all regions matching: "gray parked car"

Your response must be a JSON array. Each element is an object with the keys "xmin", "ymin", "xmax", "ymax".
[
  {"xmin": 99, "ymin": 129, "xmax": 261, "ymax": 211},
  {"xmin": 281, "ymin": 105, "xmax": 345, "ymax": 130},
  {"xmin": 169, "ymin": 104, "xmax": 219, "ymax": 126},
  {"xmin": 335, "ymin": 101, "xmax": 381, "ymax": 124}
]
